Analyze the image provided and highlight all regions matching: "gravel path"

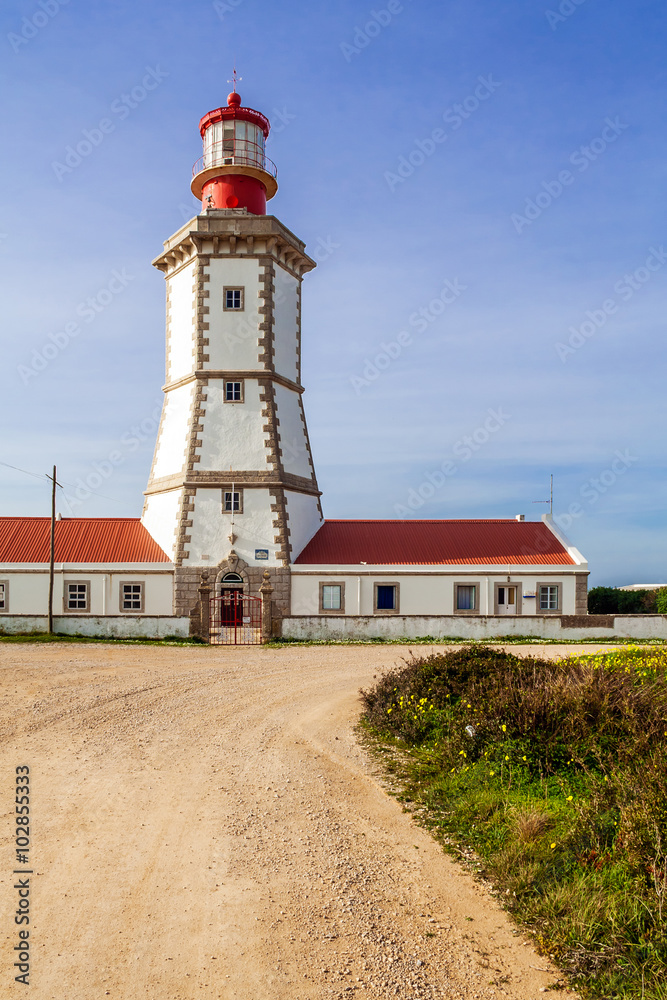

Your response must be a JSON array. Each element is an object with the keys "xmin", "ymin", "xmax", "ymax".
[{"xmin": 0, "ymin": 643, "xmax": 600, "ymax": 999}]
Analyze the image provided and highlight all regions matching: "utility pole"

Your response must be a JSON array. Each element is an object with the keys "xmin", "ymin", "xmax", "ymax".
[{"xmin": 46, "ymin": 465, "xmax": 59, "ymax": 634}]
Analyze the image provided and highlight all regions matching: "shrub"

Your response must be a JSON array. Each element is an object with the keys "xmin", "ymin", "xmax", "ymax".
[{"xmin": 360, "ymin": 645, "xmax": 667, "ymax": 999}]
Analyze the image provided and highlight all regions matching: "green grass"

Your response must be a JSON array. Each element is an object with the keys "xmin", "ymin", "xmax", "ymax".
[
  {"xmin": 359, "ymin": 644, "xmax": 667, "ymax": 999},
  {"xmin": 268, "ymin": 636, "xmax": 667, "ymax": 647},
  {"xmin": 0, "ymin": 631, "xmax": 205, "ymax": 645}
]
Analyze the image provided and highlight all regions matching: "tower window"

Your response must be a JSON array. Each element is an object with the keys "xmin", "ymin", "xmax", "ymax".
[
  {"xmin": 224, "ymin": 287, "xmax": 244, "ymax": 311},
  {"xmin": 0, "ymin": 580, "xmax": 7, "ymax": 612},
  {"xmin": 120, "ymin": 582, "xmax": 144, "ymax": 612},
  {"xmin": 224, "ymin": 380, "xmax": 244, "ymax": 402},
  {"xmin": 223, "ymin": 490, "xmax": 243, "ymax": 513}
]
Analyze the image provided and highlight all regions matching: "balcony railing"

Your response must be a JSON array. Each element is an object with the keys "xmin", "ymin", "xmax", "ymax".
[{"xmin": 193, "ymin": 138, "xmax": 277, "ymax": 179}]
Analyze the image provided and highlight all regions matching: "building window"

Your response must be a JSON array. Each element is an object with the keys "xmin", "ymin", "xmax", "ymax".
[
  {"xmin": 539, "ymin": 584, "xmax": 560, "ymax": 612},
  {"xmin": 222, "ymin": 489, "xmax": 243, "ymax": 513},
  {"xmin": 66, "ymin": 582, "xmax": 89, "ymax": 612},
  {"xmin": 224, "ymin": 380, "xmax": 244, "ymax": 402},
  {"xmin": 455, "ymin": 583, "xmax": 479, "ymax": 614},
  {"xmin": 374, "ymin": 583, "xmax": 399, "ymax": 614},
  {"xmin": 320, "ymin": 582, "xmax": 345, "ymax": 614},
  {"xmin": 0, "ymin": 580, "xmax": 8, "ymax": 612},
  {"xmin": 120, "ymin": 583, "xmax": 144, "ymax": 613},
  {"xmin": 223, "ymin": 287, "xmax": 244, "ymax": 311}
]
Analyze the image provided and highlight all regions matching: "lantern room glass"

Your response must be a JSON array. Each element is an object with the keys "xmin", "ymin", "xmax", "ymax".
[{"xmin": 203, "ymin": 119, "xmax": 266, "ymax": 170}]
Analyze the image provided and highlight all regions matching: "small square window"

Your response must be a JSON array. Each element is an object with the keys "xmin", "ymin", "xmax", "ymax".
[
  {"xmin": 455, "ymin": 583, "xmax": 479, "ymax": 614},
  {"xmin": 224, "ymin": 287, "xmax": 244, "ymax": 311},
  {"xmin": 224, "ymin": 381, "xmax": 243, "ymax": 402},
  {"xmin": 66, "ymin": 582, "xmax": 89, "ymax": 612},
  {"xmin": 374, "ymin": 583, "xmax": 399, "ymax": 613},
  {"xmin": 539, "ymin": 585, "xmax": 559, "ymax": 611},
  {"xmin": 121, "ymin": 583, "xmax": 144, "ymax": 612},
  {"xmin": 321, "ymin": 584, "xmax": 343, "ymax": 612},
  {"xmin": 0, "ymin": 580, "xmax": 7, "ymax": 612},
  {"xmin": 223, "ymin": 490, "xmax": 242, "ymax": 513}
]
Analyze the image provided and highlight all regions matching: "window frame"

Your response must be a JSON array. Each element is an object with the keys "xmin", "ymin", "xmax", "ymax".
[
  {"xmin": 319, "ymin": 581, "xmax": 345, "ymax": 615},
  {"xmin": 373, "ymin": 582, "xmax": 400, "ymax": 615},
  {"xmin": 65, "ymin": 580, "xmax": 90, "ymax": 613},
  {"xmin": 454, "ymin": 582, "xmax": 480, "ymax": 615},
  {"xmin": 223, "ymin": 286, "xmax": 245, "ymax": 312},
  {"xmin": 224, "ymin": 379, "xmax": 244, "ymax": 403},
  {"xmin": 0, "ymin": 579, "xmax": 8, "ymax": 613},
  {"xmin": 537, "ymin": 582, "xmax": 561, "ymax": 614},
  {"xmin": 119, "ymin": 581, "xmax": 145, "ymax": 614},
  {"xmin": 222, "ymin": 488, "xmax": 244, "ymax": 514}
]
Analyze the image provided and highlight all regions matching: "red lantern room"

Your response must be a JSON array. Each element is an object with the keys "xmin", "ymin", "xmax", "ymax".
[{"xmin": 191, "ymin": 90, "xmax": 278, "ymax": 215}]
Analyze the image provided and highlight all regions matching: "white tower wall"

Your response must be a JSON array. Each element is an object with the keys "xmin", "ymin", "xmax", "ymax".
[{"xmin": 142, "ymin": 212, "xmax": 323, "ymax": 617}]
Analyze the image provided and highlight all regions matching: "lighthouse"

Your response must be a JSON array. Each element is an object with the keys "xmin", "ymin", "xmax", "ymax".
[{"xmin": 142, "ymin": 89, "xmax": 323, "ymax": 618}]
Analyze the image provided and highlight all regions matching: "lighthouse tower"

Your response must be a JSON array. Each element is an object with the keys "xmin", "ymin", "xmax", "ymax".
[{"xmin": 142, "ymin": 89, "xmax": 323, "ymax": 617}]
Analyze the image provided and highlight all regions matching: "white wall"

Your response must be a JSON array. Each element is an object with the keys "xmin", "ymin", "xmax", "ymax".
[
  {"xmin": 151, "ymin": 383, "xmax": 195, "ymax": 480},
  {"xmin": 0, "ymin": 569, "xmax": 174, "ymax": 616},
  {"xmin": 166, "ymin": 261, "xmax": 197, "ymax": 382},
  {"xmin": 284, "ymin": 491, "xmax": 323, "ymax": 562},
  {"xmin": 0, "ymin": 616, "xmax": 189, "ymax": 638},
  {"xmin": 274, "ymin": 384, "xmax": 313, "ymax": 479},
  {"xmin": 198, "ymin": 379, "xmax": 270, "ymax": 470},
  {"xmin": 273, "ymin": 264, "xmax": 299, "ymax": 383},
  {"xmin": 205, "ymin": 258, "xmax": 262, "ymax": 370},
  {"xmin": 183, "ymin": 487, "xmax": 281, "ymax": 568},
  {"xmin": 281, "ymin": 615, "xmax": 667, "ymax": 642},
  {"xmin": 142, "ymin": 489, "xmax": 183, "ymax": 562},
  {"xmin": 291, "ymin": 570, "xmax": 580, "ymax": 616}
]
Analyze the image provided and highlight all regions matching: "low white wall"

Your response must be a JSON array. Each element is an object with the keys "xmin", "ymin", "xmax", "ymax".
[
  {"xmin": 281, "ymin": 615, "xmax": 667, "ymax": 642},
  {"xmin": 0, "ymin": 616, "xmax": 190, "ymax": 639}
]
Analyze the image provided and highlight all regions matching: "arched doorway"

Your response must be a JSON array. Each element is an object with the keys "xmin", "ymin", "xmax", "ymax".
[{"xmin": 220, "ymin": 573, "xmax": 244, "ymax": 627}]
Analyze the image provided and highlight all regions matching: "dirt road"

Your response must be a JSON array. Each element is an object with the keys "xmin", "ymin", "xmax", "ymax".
[{"xmin": 0, "ymin": 643, "xmax": 600, "ymax": 999}]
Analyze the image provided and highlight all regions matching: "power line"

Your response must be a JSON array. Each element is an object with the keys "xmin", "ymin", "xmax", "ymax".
[
  {"xmin": 1, "ymin": 460, "xmax": 134, "ymax": 507},
  {"xmin": 0, "ymin": 460, "xmax": 50, "ymax": 482}
]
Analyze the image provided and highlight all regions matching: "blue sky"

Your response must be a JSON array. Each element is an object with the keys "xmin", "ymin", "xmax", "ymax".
[{"xmin": 0, "ymin": 0, "xmax": 665, "ymax": 586}]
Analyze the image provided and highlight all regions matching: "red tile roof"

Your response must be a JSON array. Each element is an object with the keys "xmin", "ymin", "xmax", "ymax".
[
  {"xmin": 0, "ymin": 518, "xmax": 171, "ymax": 564},
  {"xmin": 294, "ymin": 520, "xmax": 575, "ymax": 566}
]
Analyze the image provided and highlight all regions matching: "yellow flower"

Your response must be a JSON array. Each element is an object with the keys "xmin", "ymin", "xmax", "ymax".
[
  {"xmin": 502, "ymin": 725, "xmax": 506, "ymax": 732},
  {"xmin": 550, "ymin": 843, "xmax": 556, "ymax": 849},
  {"xmin": 490, "ymin": 771, "xmax": 495, "ymax": 776},
  {"xmin": 522, "ymin": 755, "xmax": 527, "ymax": 761},
  {"xmin": 566, "ymin": 795, "xmax": 573, "ymax": 801},
  {"xmin": 505, "ymin": 755, "xmax": 509, "ymax": 761}
]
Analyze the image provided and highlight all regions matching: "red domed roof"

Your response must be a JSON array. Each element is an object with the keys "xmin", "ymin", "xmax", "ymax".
[{"xmin": 227, "ymin": 91, "xmax": 242, "ymax": 107}]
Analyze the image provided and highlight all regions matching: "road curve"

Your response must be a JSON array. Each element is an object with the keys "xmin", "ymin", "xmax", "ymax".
[{"xmin": 0, "ymin": 643, "xmax": 593, "ymax": 999}]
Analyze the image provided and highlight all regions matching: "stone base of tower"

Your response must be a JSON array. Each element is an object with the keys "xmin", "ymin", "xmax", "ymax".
[{"xmin": 175, "ymin": 561, "xmax": 291, "ymax": 622}]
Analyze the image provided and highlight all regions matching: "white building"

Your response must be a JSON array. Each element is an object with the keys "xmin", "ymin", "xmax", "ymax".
[{"xmin": 0, "ymin": 88, "xmax": 592, "ymax": 639}]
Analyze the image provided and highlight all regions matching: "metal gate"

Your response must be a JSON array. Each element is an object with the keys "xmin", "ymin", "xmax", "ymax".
[{"xmin": 209, "ymin": 593, "xmax": 262, "ymax": 645}]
